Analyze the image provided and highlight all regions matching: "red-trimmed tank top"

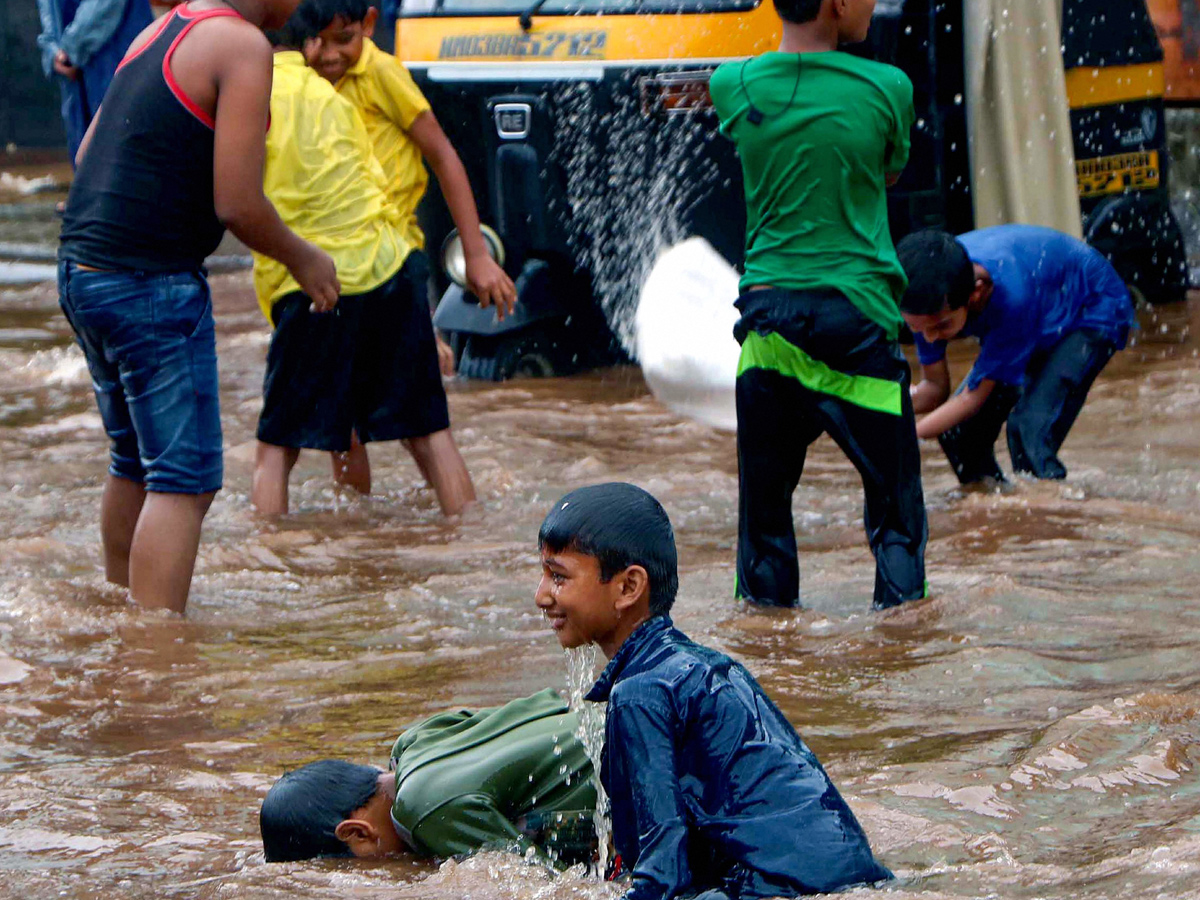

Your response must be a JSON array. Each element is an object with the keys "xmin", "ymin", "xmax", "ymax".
[{"xmin": 59, "ymin": 4, "xmax": 244, "ymax": 273}]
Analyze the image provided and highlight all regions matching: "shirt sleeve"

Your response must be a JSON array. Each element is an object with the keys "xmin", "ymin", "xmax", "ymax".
[
  {"xmin": 409, "ymin": 792, "xmax": 530, "ymax": 859},
  {"xmin": 966, "ymin": 312, "xmax": 1036, "ymax": 389},
  {"xmin": 884, "ymin": 70, "xmax": 914, "ymax": 176},
  {"xmin": 913, "ymin": 333, "xmax": 947, "ymax": 366},
  {"xmin": 371, "ymin": 54, "xmax": 432, "ymax": 131},
  {"xmin": 36, "ymin": 0, "xmax": 61, "ymax": 76},
  {"xmin": 608, "ymin": 694, "xmax": 693, "ymax": 900},
  {"xmin": 58, "ymin": 0, "xmax": 133, "ymax": 68}
]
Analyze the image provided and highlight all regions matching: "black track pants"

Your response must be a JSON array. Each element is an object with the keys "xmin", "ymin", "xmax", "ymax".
[
  {"xmin": 733, "ymin": 291, "xmax": 928, "ymax": 610},
  {"xmin": 939, "ymin": 328, "xmax": 1118, "ymax": 483}
]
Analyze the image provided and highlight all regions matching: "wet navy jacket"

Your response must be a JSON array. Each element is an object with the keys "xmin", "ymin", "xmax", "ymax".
[{"xmin": 586, "ymin": 616, "xmax": 891, "ymax": 900}]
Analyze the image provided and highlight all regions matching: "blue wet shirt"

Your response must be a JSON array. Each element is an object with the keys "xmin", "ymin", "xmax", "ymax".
[
  {"xmin": 914, "ymin": 225, "xmax": 1133, "ymax": 389},
  {"xmin": 585, "ymin": 616, "xmax": 891, "ymax": 900}
]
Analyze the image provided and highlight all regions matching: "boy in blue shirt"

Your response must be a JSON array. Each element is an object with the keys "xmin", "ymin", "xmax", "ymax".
[
  {"xmin": 896, "ymin": 226, "xmax": 1134, "ymax": 483},
  {"xmin": 535, "ymin": 483, "xmax": 891, "ymax": 899}
]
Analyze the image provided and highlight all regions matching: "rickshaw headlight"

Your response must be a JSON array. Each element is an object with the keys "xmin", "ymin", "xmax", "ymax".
[{"xmin": 440, "ymin": 224, "xmax": 506, "ymax": 288}]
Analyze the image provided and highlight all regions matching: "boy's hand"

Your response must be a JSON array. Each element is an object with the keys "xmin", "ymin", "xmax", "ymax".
[
  {"xmin": 290, "ymin": 243, "xmax": 341, "ymax": 312},
  {"xmin": 436, "ymin": 335, "xmax": 456, "ymax": 376},
  {"xmin": 465, "ymin": 253, "xmax": 517, "ymax": 320}
]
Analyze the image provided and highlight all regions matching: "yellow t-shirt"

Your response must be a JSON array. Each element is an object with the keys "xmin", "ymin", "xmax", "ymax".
[
  {"xmin": 335, "ymin": 38, "xmax": 432, "ymax": 251},
  {"xmin": 253, "ymin": 52, "xmax": 411, "ymax": 319}
]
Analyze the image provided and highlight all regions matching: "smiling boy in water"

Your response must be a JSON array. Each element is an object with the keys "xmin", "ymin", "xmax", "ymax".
[{"xmin": 535, "ymin": 482, "xmax": 891, "ymax": 899}]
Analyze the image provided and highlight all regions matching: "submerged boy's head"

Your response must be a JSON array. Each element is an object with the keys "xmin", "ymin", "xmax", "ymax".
[
  {"xmin": 773, "ymin": 0, "xmax": 876, "ymax": 43},
  {"xmin": 896, "ymin": 229, "xmax": 982, "ymax": 344},
  {"xmin": 297, "ymin": 0, "xmax": 377, "ymax": 83},
  {"xmin": 260, "ymin": 760, "xmax": 395, "ymax": 862},
  {"xmin": 536, "ymin": 483, "xmax": 678, "ymax": 654}
]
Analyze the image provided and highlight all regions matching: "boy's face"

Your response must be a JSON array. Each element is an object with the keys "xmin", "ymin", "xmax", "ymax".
[
  {"xmin": 902, "ymin": 303, "xmax": 969, "ymax": 344},
  {"xmin": 304, "ymin": 8, "xmax": 377, "ymax": 83},
  {"xmin": 836, "ymin": 0, "xmax": 876, "ymax": 44},
  {"xmin": 535, "ymin": 548, "xmax": 625, "ymax": 651}
]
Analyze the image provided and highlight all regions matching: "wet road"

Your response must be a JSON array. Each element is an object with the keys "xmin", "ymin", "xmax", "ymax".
[{"xmin": 2, "ymin": 261, "xmax": 1200, "ymax": 899}]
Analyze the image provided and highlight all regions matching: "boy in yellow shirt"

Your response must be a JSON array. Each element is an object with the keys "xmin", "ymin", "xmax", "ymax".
[
  {"xmin": 250, "ymin": 18, "xmax": 478, "ymax": 517},
  {"xmin": 297, "ymin": 0, "xmax": 514, "ymax": 489}
]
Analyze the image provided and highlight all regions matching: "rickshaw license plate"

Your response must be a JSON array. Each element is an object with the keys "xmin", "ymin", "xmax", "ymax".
[{"xmin": 1076, "ymin": 151, "xmax": 1160, "ymax": 198}]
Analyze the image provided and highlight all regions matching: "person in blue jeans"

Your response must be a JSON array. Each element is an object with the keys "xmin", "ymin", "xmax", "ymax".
[
  {"xmin": 37, "ymin": 0, "xmax": 153, "ymax": 163},
  {"xmin": 896, "ymin": 225, "xmax": 1135, "ymax": 483},
  {"xmin": 57, "ymin": 0, "xmax": 339, "ymax": 614},
  {"xmin": 534, "ymin": 483, "xmax": 892, "ymax": 899}
]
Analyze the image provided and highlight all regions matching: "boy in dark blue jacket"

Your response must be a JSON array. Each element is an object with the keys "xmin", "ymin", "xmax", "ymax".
[{"xmin": 535, "ymin": 483, "xmax": 891, "ymax": 899}]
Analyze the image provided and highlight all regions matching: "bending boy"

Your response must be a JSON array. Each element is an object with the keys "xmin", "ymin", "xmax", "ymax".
[
  {"xmin": 896, "ymin": 226, "xmax": 1134, "ymax": 483},
  {"xmin": 250, "ymin": 19, "xmax": 475, "ymax": 516},
  {"xmin": 260, "ymin": 689, "xmax": 596, "ymax": 863},
  {"xmin": 709, "ymin": 0, "xmax": 927, "ymax": 609},
  {"xmin": 535, "ymin": 483, "xmax": 892, "ymax": 899}
]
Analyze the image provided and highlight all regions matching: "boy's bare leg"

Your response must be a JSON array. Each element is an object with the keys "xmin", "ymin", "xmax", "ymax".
[
  {"xmin": 331, "ymin": 431, "xmax": 371, "ymax": 494},
  {"xmin": 100, "ymin": 474, "xmax": 147, "ymax": 587},
  {"xmin": 252, "ymin": 442, "xmax": 301, "ymax": 516},
  {"xmin": 404, "ymin": 429, "xmax": 476, "ymax": 516},
  {"xmin": 127, "ymin": 491, "xmax": 217, "ymax": 614}
]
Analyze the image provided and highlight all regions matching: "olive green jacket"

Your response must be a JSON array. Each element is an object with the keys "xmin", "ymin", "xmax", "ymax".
[{"xmin": 389, "ymin": 688, "xmax": 596, "ymax": 860}]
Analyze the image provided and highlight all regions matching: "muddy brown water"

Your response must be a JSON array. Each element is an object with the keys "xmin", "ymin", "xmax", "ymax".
[{"xmin": 2, "ymin": 265, "xmax": 1200, "ymax": 899}]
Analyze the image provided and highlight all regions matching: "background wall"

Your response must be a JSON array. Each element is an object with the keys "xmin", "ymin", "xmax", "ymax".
[{"xmin": 0, "ymin": 0, "xmax": 67, "ymax": 150}]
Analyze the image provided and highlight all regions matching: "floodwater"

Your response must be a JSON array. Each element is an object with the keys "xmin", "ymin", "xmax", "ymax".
[{"xmin": 3, "ymin": 229, "xmax": 1200, "ymax": 899}]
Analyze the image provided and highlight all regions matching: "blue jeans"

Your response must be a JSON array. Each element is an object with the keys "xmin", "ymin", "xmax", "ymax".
[{"xmin": 57, "ymin": 261, "xmax": 223, "ymax": 494}]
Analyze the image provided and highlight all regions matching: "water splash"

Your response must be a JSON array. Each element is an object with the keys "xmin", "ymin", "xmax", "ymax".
[
  {"xmin": 549, "ymin": 78, "xmax": 723, "ymax": 353},
  {"xmin": 565, "ymin": 644, "xmax": 610, "ymax": 877}
]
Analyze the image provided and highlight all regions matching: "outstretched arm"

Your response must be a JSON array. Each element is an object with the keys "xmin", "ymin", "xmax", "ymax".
[
  {"xmin": 910, "ymin": 358, "xmax": 951, "ymax": 415},
  {"xmin": 210, "ymin": 29, "xmax": 339, "ymax": 310},
  {"xmin": 607, "ymin": 697, "xmax": 692, "ymax": 900},
  {"xmin": 408, "ymin": 111, "xmax": 516, "ymax": 318},
  {"xmin": 916, "ymin": 377, "xmax": 995, "ymax": 439}
]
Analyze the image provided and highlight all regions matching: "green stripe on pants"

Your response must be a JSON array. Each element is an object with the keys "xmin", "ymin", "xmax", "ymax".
[{"xmin": 736, "ymin": 330, "xmax": 902, "ymax": 416}]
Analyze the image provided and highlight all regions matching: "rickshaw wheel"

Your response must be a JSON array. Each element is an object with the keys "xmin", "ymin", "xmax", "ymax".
[{"xmin": 459, "ymin": 330, "xmax": 560, "ymax": 382}]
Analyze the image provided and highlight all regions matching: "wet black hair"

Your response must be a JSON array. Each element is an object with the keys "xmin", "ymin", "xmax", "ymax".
[
  {"xmin": 895, "ymin": 230, "xmax": 977, "ymax": 316},
  {"xmin": 263, "ymin": 10, "xmax": 310, "ymax": 50},
  {"xmin": 297, "ymin": 0, "xmax": 375, "ymax": 33},
  {"xmin": 539, "ymin": 482, "xmax": 679, "ymax": 617},
  {"xmin": 260, "ymin": 760, "xmax": 381, "ymax": 863},
  {"xmin": 773, "ymin": 0, "xmax": 824, "ymax": 25}
]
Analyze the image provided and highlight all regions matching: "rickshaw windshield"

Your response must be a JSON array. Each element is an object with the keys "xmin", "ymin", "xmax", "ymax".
[{"xmin": 402, "ymin": 0, "xmax": 759, "ymax": 15}]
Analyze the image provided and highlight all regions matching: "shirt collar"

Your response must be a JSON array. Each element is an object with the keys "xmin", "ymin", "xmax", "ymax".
[
  {"xmin": 340, "ymin": 36, "xmax": 376, "ymax": 85},
  {"xmin": 273, "ymin": 50, "xmax": 306, "ymax": 70},
  {"xmin": 585, "ymin": 615, "xmax": 673, "ymax": 703}
]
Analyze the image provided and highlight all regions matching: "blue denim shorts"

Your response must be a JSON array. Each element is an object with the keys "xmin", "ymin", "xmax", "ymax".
[{"xmin": 57, "ymin": 261, "xmax": 223, "ymax": 493}]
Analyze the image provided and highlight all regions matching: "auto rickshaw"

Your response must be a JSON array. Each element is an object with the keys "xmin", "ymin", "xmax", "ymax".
[{"xmin": 396, "ymin": 0, "xmax": 1185, "ymax": 380}]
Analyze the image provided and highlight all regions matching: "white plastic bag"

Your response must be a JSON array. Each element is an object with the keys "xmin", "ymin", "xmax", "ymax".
[{"xmin": 634, "ymin": 237, "xmax": 741, "ymax": 431}]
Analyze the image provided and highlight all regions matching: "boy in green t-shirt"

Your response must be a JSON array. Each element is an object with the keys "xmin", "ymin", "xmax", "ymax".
[{"xmin": 709, "ymin": 0, "xmax": 927, "ymax": 610}]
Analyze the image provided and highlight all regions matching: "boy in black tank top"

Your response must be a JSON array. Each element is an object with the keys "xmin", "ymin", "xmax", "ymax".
[{"xmin": 57, "ymin": 0, "xmax": 340, "ymax": 615}]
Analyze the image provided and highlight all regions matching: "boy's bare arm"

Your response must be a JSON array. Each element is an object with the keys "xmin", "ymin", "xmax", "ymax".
[
  {"xmin": 910, "ymin": 359, "xmax": 950, "ymax": 414},
  {"xmin": 916, "ymin": 377, "xmax": 995, "ymax": 439},
  {"xmin": 210, "ymin": 29, "xmax": 340, "ymax": 310},
  {"xmin": 408, "ymin": 111, "xmax": 517, "ymax": 318}
]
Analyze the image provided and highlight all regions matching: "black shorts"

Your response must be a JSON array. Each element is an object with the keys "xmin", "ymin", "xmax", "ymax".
[{"xmin": 257, "ymin": 256, "xmax": 450, "ymax": 452}]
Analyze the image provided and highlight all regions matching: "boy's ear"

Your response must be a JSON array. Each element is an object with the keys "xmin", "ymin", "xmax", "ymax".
[
  {"xmin": 362, "ymin": 6, "xmax": 378, "ymax": 38},
  {"xmin": 334, "ymin": 817, "xmax": 380, "ymax": 857},
  {"xmin": 613, "ymin": 565, "xmax": 650, "ymax": 612}
]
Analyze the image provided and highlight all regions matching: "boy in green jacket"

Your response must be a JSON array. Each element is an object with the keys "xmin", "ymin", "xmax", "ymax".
[{"xmin": 260, "ymin": 689, "xmax": 596, "ymax": 863}]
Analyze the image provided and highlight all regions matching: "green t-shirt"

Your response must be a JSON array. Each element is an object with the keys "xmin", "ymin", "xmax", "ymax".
[
  {"xmin": 389, "ymin": 688, "xmax": 596, "ymax": 861},
  {"xmin": 709, "ymin": 51, "xmax": 915, "ymax": 338}
]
